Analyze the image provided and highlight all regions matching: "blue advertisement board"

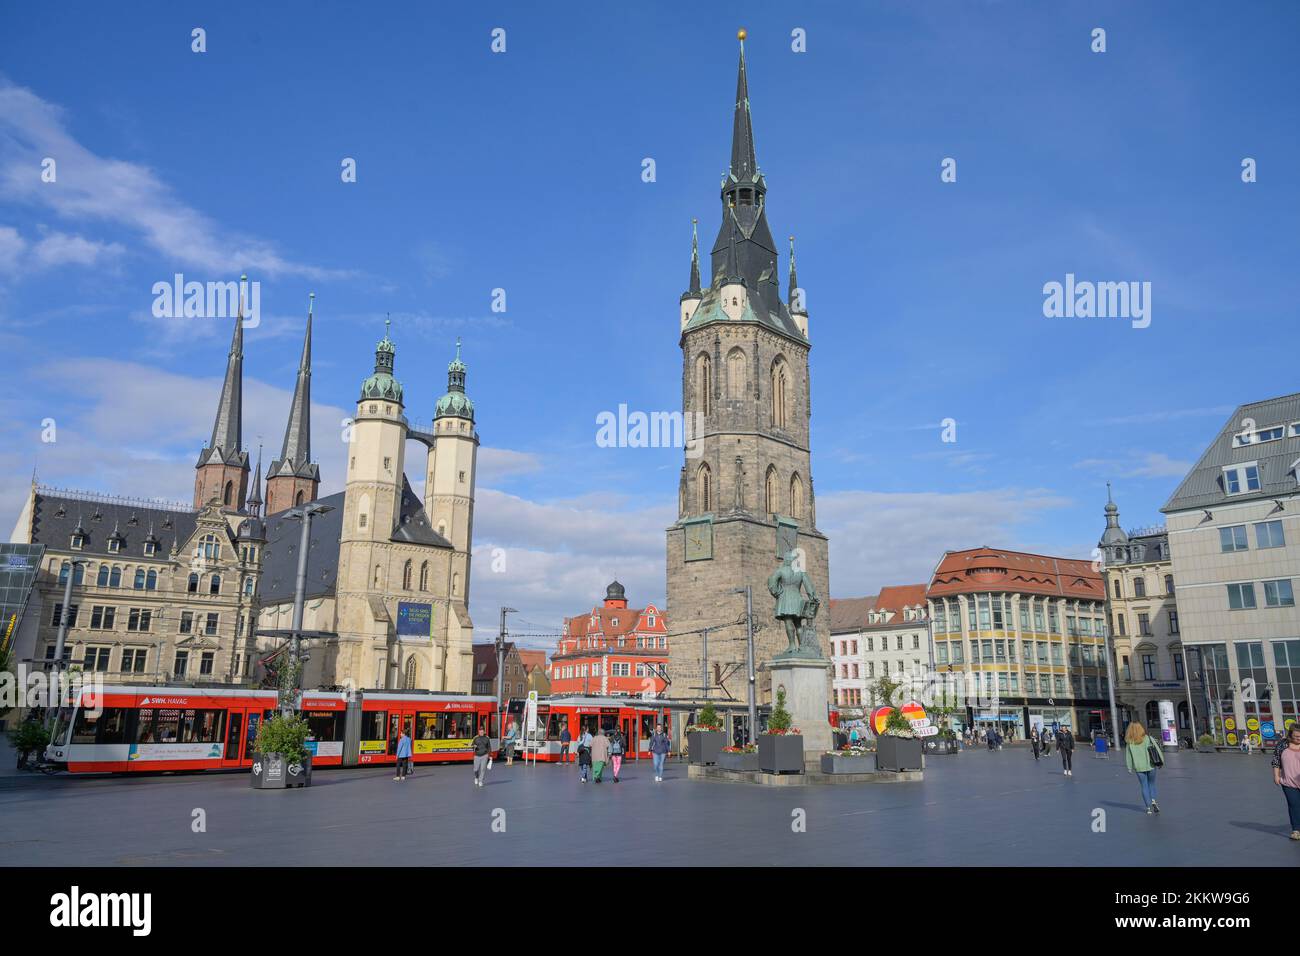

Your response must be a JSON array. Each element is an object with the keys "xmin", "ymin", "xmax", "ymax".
[{"xmin": 396, "ymin": 602, "xmax": 434, "ymax": 640}]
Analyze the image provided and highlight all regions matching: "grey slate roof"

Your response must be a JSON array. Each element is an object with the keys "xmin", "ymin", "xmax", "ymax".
[
  {"xmin": 259, "ymin": 492, "xmax": 345, "ymax": 604},
  {"xmin": 1161, "ymin": 392, "xmax": 1300, "ymax": 513},
  {"xmin": 30, "ymin": 493, "xmax": 197, "ymax": 560},
  {"xmin": 257, "ymin": 479, "xmax": 453, "ymax": 605}
]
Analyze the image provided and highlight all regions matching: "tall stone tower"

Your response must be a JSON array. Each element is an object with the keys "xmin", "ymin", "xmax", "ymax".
[
  {"xmin": 265, "ymin": 295, "xmax": 321, "ymax": 516},
  {"xmin": 336, "ymin": 323, "xmax": 409, "ymax": 688},
  {"xmin": 666, "ymin": 32, "xmax": 830, "ymax": 704},
  {"xmin": 424, "ymin": 340, "xmax": 478, "ymax": 691},
  {"xmin": 194, "ymin": 311, "xmax": 250, "ymax": 511}
]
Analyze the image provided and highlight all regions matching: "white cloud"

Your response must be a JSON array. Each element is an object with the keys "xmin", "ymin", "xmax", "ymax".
[
  {"xmin": 1074, "ymin": 451, "xmax": 1191, "ymax": 479},
  {"xmin": 0, "ymin": 82, "xmax": 345, "ymax": 281}
]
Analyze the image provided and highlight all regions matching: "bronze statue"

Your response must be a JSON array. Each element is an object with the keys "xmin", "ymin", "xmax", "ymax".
[{"xmin": 767, "ymin": 549, "xmax": 821, "ymax": 658}]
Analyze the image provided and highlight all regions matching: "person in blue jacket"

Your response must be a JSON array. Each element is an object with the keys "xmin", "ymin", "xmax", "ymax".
[{"xmin": 393, "ymin": 728, "xmax": 412, "ymax": 781}]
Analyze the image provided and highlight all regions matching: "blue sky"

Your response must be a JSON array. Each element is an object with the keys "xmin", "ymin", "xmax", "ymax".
[{"xmin": 2, "ymin": 1, "xmax": 1298, "ymax": 646}]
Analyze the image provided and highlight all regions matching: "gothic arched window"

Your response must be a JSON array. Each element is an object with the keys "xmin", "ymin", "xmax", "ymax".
[
  {"xmin": 402, "ymin": 560, "xmax": 413, "ymax": 591},
  {"xmin": 771, "ymin": 357, "xmax": 790, "ymax": 430},
  {"xmin": 698, "ymin": 462, "xmax": 713, "ymax": 513},
  {"xmin": 373, "ymin": 565, "xmax": 382, "ymax": 588},
  {"xmin": 295, "ymin": 490, "xmax": 305, "ymax": 506},
  {"xmin": 97, "ymin": 565, "xmax": 109, "ymax": 587},
  {"xmin": 110, "ymin": 565, "xmax": 122, "ymax": 588},
  {"xmin": 404, "ymin": 656, "xmax": 417, "ymax": 690},
  {"xmin": 187, "ymin": 572, "xmax": 198, "ymax": 593},
  {"xmin": 452, "ymin": 572, "xmax": 461, "ymax": 597},
  {"xmin": 419, "ymin": 561, "xmax": 429, "ymax": 591},
  {"xmin": 790, "ymin": 473, "xmax": 804, "ymax": 521},
  {"xmin": 726, "ymin": 348, "xmax": 747, "ymax": 400},
  {"xmin": 696, "ymin": 353, "xmax": 713, "ymax": 416},
  {"xmin": 134, "ymin": 568, "xmax": 145, "ymax": 590},
  {"xmin": 209, "ymin": 574, "xmax": 221, "ymax": 595},
  {"xmin": 223, "ymin": 481, "xmax": 234, "ymax": 506},
  {"xmin": 146, "ymin": 569, "xmax": 157, "ymax": 591},
  {"xmin": 765, "ymin": 466, "xmax": 778, "ymax": 515}
]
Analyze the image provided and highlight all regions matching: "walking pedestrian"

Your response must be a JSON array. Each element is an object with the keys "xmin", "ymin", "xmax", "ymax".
[
  {"xmin": 1059, "ymin": 726, "xmax": 1076, "ymax": 776},
  {"xmin": 609, "ymin": 726, "xmax": 625, "ymax": 783},
  {"xmin": 1030, "ymin": 729, "xmax": 1041, "ymax": 761},
  {"xmin": 1124, "ymin": 720, "xmax": 1163, "ymax": 813},
  {"xmin": 590, "ymin": 726, "xmax": 611, "ymax": 783},
  {"xmin": 471, "ymin": 724, "xmax": 492, "ymax": 787},
  {"xmin": 559, "ymin": 724, "xmax": 572, "ymax": 764},
  {"xmin": 1042, "ymin": 730, "xmax": 1053, "ymax": 757},
  {"xmin": 393, "ymin": 727, "xmax": 412, "ymax": 781},
  {"xmin": 649, "ymin": 723, "xmax": 670, "ymax": 782},
  {"xmin": 576, "ymin": 728, "xmax": 593, "ymax": 782},
  {"xmin": 1271, "ymin": 722, "xmax": 1300, "ymax": 840}
]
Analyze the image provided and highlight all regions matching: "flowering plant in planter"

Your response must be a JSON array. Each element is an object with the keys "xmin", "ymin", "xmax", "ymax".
[
  {"xmin": 762, "ymin": 689, "xmax": 801, "ymax": 736},
  {"xmin": 828, "ymin": 743, "xmax": 873, "ymax": 757},
  {"xmin": 722, "ymin": 744, "xmax": 756, "ymax": 754},
  {"xmin": 685, "ymin": 702, "xmax": 723, "ymax": 733}
]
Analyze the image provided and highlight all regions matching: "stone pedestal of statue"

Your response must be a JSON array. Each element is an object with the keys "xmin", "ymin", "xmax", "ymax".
[{"xmin": 765, "ymin": 656, "xmax": 833, "ymax": 759}]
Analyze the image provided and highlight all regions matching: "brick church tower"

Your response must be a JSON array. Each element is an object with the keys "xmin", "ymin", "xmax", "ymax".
[{"xmin": 665, "ymin": 32, "xmax": 830, "ymax": 704}]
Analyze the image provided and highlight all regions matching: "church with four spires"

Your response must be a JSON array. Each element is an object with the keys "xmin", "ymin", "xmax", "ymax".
[{"xmin": 10, "ymin": 306, "xmax": 479, "ymax": 694}]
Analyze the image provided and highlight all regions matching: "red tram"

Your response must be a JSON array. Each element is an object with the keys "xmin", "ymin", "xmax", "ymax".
[
  {"xmin": 45, "ymin": 685, "xmax": 501, "ymax": 774},
  {"xmin": 503, "ymin": 696, "xmax": 671, "ymax": 761}
]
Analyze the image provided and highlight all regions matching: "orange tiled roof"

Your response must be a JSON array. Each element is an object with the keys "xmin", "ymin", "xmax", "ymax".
[{"xmin": 928, "ymin": 547, "xmax": 1103, "ymax": 602}]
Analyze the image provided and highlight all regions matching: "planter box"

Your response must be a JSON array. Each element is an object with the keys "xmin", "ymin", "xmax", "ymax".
[
  {"xmin": 758, "ymin": 734, "xmax": 804, "ymax": 774},
  {"xmin": 251, "ymin": 752, "xmax": 287, "ymax": 789},
  {"xmin": 876, "ymin": 736, "xmax": 923, "ymax": 772},
  {"xmin": 286, "ymin": 753, "xmax": 312, "ymax": 788},
  {"xmin": 718, "ymin": 751, "xmax": 760, "ymax": 772},
  {"xmin": 924, "ymin": 738, "xmax": 960, "ymax": 755},
  {"xmin": 1196, "ymin": 744, "xmax": 1215, "ymax": 753},
  {"xmin": 251, "ymin": 752, "xmax": 312, "ymax": 789},
  {"xmin": 820, "ymin": 753, "xmax": 875, "ymax": 774},
  {"xmin": 687, "ymin": 731, "xmax": 725, "ymax": 766}
]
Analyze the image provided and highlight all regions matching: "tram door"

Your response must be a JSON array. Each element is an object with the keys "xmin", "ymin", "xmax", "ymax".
[
  {"xmin": 621, "ymin": 716, "xmax": 635, "ymax": 760},
  {"xmin": 388, "ymin": 711, "xmax": 414, "ymax": 760},
  {"xmin": 221, "ymin": 707, "xmax": 248, "ymax": 768}
]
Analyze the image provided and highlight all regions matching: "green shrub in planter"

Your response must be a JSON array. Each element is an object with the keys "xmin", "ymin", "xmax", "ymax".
[
  {"xmin": 7, "ymin": 720, "xmax": 50, "ymax": 768},
  {"xmin": 1196, "ymin": 733, "xmax": 1216, "ymax": 753},
  {"xmin": 251, "ymin": 714, "xmax": 313, "ymax": 789}
]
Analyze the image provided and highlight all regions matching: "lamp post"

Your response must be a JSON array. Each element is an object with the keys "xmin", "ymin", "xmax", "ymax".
[
  {"xmin": 497, "ymin": 606, "xmax": 516, "ymax": 736},
  {"xmin": 733, "ymin": 586, "xmax": 757, "ymax": 745},
  {"xmin": 281, "ymin": 503, "xmax": 332, "ymax": 715},
  {"xmin": 48, "ymin": 558, "xmax": 86, "ymax": 724}
]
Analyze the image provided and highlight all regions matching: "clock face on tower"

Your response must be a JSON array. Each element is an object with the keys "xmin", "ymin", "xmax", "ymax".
[
  {"xmin": 684, "ymin": 519, "xmax": 713, "ymax": 562},
  {"xmin": 776, "ymin": 519, "xmax": 798, "ymax": 558}
]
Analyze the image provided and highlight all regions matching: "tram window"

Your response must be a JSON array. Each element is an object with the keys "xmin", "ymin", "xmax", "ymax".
[
  {"xmin": 415, "ymin": 712, "xmax": 439, "ymax": 739},
  {"xmin": 98, "ymin": 708, "xmax": 128, "ymax": 744},
  {"xmin": 226, "ymin": 713, "xmax": 243, "ymax": 760},
  {"xmin": 641, "ymin": 714, "xmax": 657, "ymax": 739},
  {"xmin": 181, "ymin": 709, "xmax": 225, "ymax": 743},
  {"xmin": 579, "ymin": 714, "xmax": 600, "ymax": 736},
  {"xmin": 360, "ymin": 711, "xmax": 387, "ymax": 742},
  {"xmin": 483, "ymin": 713, "xmax": 499, "ymax": 737},
  {"xmin": 244, "ymin": 712, "xmax": 269, "ymax": 760},
  {"xmin": 304, "ymin": 711, "xmax": 342, "ymax": 741},
  {"xmin": 546, "ymin": 711, "xmax": 567, "ymax": 740},
  {"xmin": 72, "ymin": 708, "xmax": 106, "ymax": 744},
  {"xmin": 52, "ymin": 707, "xmax": 75, "ymax": 746}
]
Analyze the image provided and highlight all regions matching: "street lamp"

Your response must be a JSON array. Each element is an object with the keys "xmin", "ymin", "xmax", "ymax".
[
  {"xmin": 48, "ymin": 558, "xmax": 87, "ymax": 726},
  {"xmin": 733, "ymin": 586, "xmax": 757, "ymax": 745},
  {"xmin": 281, "ymin": 503, "xmax": 332, "ymax": 714},
  {"xmin": 497, "ymin": 606, "xmax": 517, "ymax": 737}
]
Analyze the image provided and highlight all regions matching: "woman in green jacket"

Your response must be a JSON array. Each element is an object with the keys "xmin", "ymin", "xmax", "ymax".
[{"xmin": 1124, "ymin": 721, "xmax": 1162, "ymax": 813}]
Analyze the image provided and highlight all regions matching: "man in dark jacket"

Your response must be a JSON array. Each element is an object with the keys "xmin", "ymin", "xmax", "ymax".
[
  {"xmin": 471, "ymin": 726, "xmax": 492, "ymax": 787},
  {"xmin": 1058, "ymin": 727, "xmax": 1076, "ymax": 776},
  {"xmin": 559, "ymin": 725, "xmax": 572, "ymax": 764}
]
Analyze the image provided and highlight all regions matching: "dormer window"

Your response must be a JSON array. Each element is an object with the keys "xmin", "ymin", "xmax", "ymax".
[
  {"xmin": 1234, "ymin": 424, "xmax": 1285, "ymax": 446},
  {"xmin": 70, "ymin": 534, "xmax": 85, "ymax": 550},
  {"xmin": 143, "ymin": 541, "xmax": 156, "ymax": 556},
  {"xmin": 108, "ymin": 539, "xmax": 121, "ymax": 553},
  {"xmin": 1223, "ymin": 462, "xmax": 1261, "ymax": 495}
]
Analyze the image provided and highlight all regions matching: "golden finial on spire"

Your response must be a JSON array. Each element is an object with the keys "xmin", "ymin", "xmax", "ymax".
[{"xmin": 737, "ymin": 28, "xmax": 747, "ymax": 41}]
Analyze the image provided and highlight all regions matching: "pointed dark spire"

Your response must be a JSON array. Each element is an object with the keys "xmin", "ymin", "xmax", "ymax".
[
  {"xmin": 197, "ymin": 287, "xmax": 246, "ymax": 468},
  {"xmin": 247, "ymin": 445, "xmax": 264, "ymax": 515},
  {"xmin": 787, "ymin": 235, "xmax": 800, "ymax": 309},
  {"xmin": 729, "ymin": 29, "xmax": 759, "ymax": 186},
  {"xmin": 272, "ymin": 295, "xmax": 314, "ymax": 478},
  {"xmin": 688, "ymin": 219, "xmax": 701, "ymax": 294},
  {"xmin": 1099, "ymin": 481, "xmax": 1128, "ymax": 550},
  {"xmin": 725, "ymin": 220, "xmax": 743, "ymax": 285}
]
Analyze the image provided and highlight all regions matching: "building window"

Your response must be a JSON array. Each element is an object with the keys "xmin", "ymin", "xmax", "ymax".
[
  {"xmin": 1219, "ymin": 525, "xmax": 1249, "ymax": 552},
  {"xmin": 1222, "ymin": 463, "xmax": 1261, "ymax": 494},
  {"xmin": 134, "ymin": 568, "xmax": 145, "ymax": 590},
  {"xmin": 127, "ymin": 609, "xmax": 152, "ymax": 632},
  {"xmin": 179, "ymin": 611, "xmax": 193, "ymax": 634},
  {"xmin": 1138, "ymin": 613, "xmax": 1151, "ymax": 636},
  {"xmin": 89, "ymin": 606, "xmax": 115, "ymax": 630},
  {"xmin": 1174, "ymin": 653, "xmax": 1185, "ymax": 680},
  {"xmin": 205, "ymin": 612, "xmax": 219, "ymax": 635},
  {"xmin": 1263, "ymin": 579, "xmax": 1295, "ymax": 608},
  {"xmin": 698, "ymin": 463, "xmax": 712, "ymax": 513},
  {"xmin": 50, "ymin": 603, "xmax": 79, "ymax": 627},
  {"xmin": 209, "ymin": 574, "xmax": 221, "ymax": 595},
  {"xmin": 107, "ymin": 538, "xmax": 121, "ymax": 553},
  {"xmin": 121, "ymin": 648, "xmax": 147, "ymax": 673},
  {"xmin": 188, "ymin": 573, "xmax": 199, "ymax": 593},
  {"xmin": 1164, "ymin": 574, "xmax": 1174, "ymax": 595},
  {"xmin": 1112, "ymin": 579, "xmax": 1122, "ymax": 598},
  {"xmin": 1168, "ymin": 609, "xmax": 1179, "ymax": 635},
  {"xmin": 1226, "ymin": 583, "xmax": 1257, "ymax": 610},
  {"xmin": 70, "ymin": 533, "xmax": 85, "ymax": 550},
  {"xmin": 198, "ymin": 534, "xmax": 219, "ymax": 561},
  {"xmin": 1116, "ymin": 615, "xmax": 1126, "ymax": 636},
  {"xmin": 174, "ymin": 651, "xmax": 189, "ymax": 676},
  {"xmin": 419, "ymin": 561, "xmax": 429, "ymax": 591},
  {"xmin": 764, "ymin": 467, "xmax": 777, "ymax": 515},
  {"xmin": 83, "ymin": 647, "xmax": 112, "ymax": 672},
  {"xmin": 696, "ymin": 353, "xmax": 713, "ymax": 416},
  {"xmin": 1255, "ymin": 520, "xmax": 1286, "ymax": 549},
  {"xmin": 789, "ymin": 473, "xmax": 803, "ymax": 521},
  {"xmin": 1133, "ymin": 576, "xmax": 1146, "ymax": 598},
  {"xmin": 200, "ymin": 652, "xmax": 215, "ymax": 676},
  {"xmin": 146, "ymin": 569, "xmax": 158, "ymax": 591},
  {"xmin": 1141, "ymin": 654, "xmax": 1156, "ymax": 680},
  {"xmin": 402, "ymin": 560, "xmax": 413, "ymax": 590}
]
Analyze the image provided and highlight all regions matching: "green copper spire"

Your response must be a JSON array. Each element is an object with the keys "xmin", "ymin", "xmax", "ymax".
[
  {"xmin": 435, "ymin": 339, "xmax": 474, "ymax": 422},
  {"xmin": 359, "ymin": 316, "xmax": 403, "ymax": 403}
]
